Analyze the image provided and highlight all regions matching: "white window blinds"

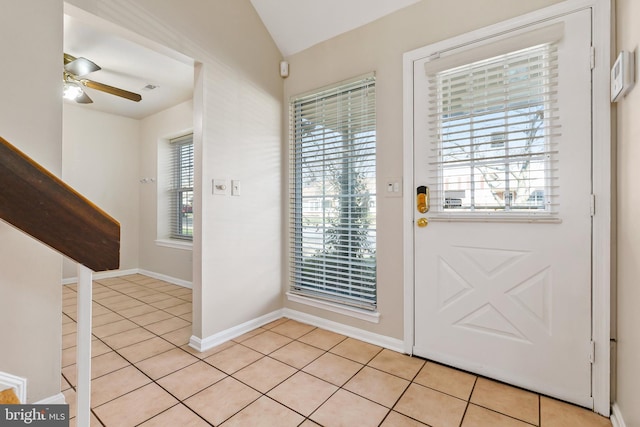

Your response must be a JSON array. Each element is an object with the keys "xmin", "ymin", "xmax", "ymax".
[
  {"xmin": 426, "ymin": 42, "xmax": 560, "ymax": 216},
  {"xmin": 169, "ymin": 134, "xmax": 194, "ymax": 240},
  {"xmin": 289, "ymin": 75, "xmax": 377, "ymax": 310}
]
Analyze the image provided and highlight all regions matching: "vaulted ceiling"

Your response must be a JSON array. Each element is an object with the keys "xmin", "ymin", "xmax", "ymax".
[{"xmin": 250, "ymin": 0, "xmax": 421, "ymax": 57}]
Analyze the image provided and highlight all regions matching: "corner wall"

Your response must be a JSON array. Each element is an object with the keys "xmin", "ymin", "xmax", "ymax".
[
  {"xmin": 67, "ymin": 0, "xmax": 284, "ymax": 340},
  {"xmin": 139, "ymin": 100, "xmax": 194, "ymax": 282},
  {"xmin": 0, "ymin": 1, "xmax": 64, "ymax": 402},
  {"xmin": 614, "ymin": 0, "xmax": 640, "ymax": 425},
  {"xmin": 62, "ymin": 104, "xmax": 141, "ymax": 279}
]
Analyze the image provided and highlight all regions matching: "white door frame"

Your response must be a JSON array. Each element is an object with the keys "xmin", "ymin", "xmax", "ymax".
[{"xmin": 402, "ymin": 0, "xmax": 612, "ymax": 416}]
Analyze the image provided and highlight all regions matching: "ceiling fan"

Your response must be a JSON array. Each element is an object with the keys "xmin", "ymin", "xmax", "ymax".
[{"xmin": 63, "ymin": 53, "xmax": 142, "ymax": 104}]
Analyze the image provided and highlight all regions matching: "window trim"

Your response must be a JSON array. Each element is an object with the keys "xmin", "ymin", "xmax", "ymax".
[
  {"xmin": 169, "ymin": 134, "xmax": 194, "ymax": 241},
  {"xmin": 155, "ymin": 238, "xmax": 193, "ymax": 251},
  {"xmin": 286, "ymin": 292, "xmax": 380, "ymax": 323},
  {"xmin": 426, "ymin": 38, "xmax": 561, "ymax": 221},
  {"xmin": 288, "ymin": 73, "xmax": 378, "ymax": 311}
]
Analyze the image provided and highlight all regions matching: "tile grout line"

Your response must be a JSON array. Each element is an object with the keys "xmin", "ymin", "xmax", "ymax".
[
  {"xmin": 222, "ymin": 325, "xmax": 387, "ymax": 426},
  {"xmin": 62, "ymin": 276, "xmax": 199, "ymax": 424},
  {"xmin": 63, "ymin": 277, "xmax": 584, "ymax": 427},
  {"xmin": 68, "ymin": 293, "xmax": 425, "ymax": 426},
  {"xmin": 66, "ymin": 303, "xmax": 407, "ymax": 425},
  {"xmin": 375, "ymin": 354, "xmax": 429, "ymax": 426},
  {"xmin": 87, "ymin": 276, "xmax": 220, "ymax": 425},
  {"xmin": 237, "ymin": 328, "xmax": 410, "ymax": 426}
]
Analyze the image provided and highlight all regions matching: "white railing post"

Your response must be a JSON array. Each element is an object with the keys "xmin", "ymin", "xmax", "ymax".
[{"xmin": 76, "ymin": 264, "xmax": 93, "ymax": 426}]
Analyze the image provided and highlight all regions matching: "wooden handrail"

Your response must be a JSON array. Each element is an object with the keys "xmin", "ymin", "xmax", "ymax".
[{"xmin": 0, "ymin": 136, "xmax": 120, "ymax": 271}]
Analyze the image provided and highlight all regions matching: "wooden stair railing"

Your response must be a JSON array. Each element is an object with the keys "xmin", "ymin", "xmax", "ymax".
[
  {"xmin": 0, "ymin": 136, "xmax": 119, "ymax": 271},
  {"xmin": 0, "ymin": 136, "xmax": 120, "ymax": 427}
]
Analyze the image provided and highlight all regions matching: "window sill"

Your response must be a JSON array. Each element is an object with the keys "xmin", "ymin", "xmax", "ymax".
[
  {"xmin": 286, "ymin": 292, "xmax": 380, "ymax": 323},
  {"xmin": 155, "ymin": 239, "xmax": 193, "ymax": 251},
  {"xmin": 428, "ymin": 214, "xmax": 562, "ymax": 224}
]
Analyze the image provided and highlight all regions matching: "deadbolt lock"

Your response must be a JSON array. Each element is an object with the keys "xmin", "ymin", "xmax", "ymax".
[
  {"xmin": 417, "ymin": 186, "xmax": 429, "ymax": 213},
  {"xmin": 417, "ymin": 217, "xmax": 428, "ymax": 228}
]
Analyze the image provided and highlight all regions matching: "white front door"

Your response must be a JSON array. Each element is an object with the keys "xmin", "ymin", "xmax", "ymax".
[{"xmin": 412, "ymin": 9, "xmax": 593, "ymax": 407}]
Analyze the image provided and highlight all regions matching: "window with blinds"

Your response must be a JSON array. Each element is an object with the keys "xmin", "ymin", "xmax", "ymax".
[
  {"xmin": 169, "ymin": 134, "xmax": 194, "ymax": 240},
  {"xmin": 427, "ymin": 42, "xmax": 559, "ymax": 216},
  {"xmin": 289, "ymin": 75, "xmax": 377, "ymax": 310}
]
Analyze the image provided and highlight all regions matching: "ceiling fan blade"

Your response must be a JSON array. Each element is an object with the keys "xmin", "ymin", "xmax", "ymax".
[
  {"xmin": 75, "ymin": 91, "xmax": 93, "ymax": 104},
  {"xmin": 64, "ymin": 54, "xmax": 101, "ymax": 77},
  {"xmin": 81, "ymin": 79, "xmax": 142, "ymax": 102}
]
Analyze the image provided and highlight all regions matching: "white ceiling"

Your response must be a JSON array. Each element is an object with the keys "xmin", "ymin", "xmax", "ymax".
[
  {"xmin": 63, "ymin": 10, "xmax": 194, "ymax": 120},
  {"xmin": 63, "ymin": 1, "xmax": 419, "ymax": 119},
  {"xmin": 250, "ymin": 0, "xmax": 421, "ymax": 57}
]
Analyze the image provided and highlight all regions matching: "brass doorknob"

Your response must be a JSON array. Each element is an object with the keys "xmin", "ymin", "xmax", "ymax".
[{"xmin": 417, "ymin": 218, "xmax": 428, "ymax": 228}]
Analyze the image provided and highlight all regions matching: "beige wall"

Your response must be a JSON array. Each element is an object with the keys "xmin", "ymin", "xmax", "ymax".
[
  {"xmin": 614, "ymin": 0, "xmax": 640, "ymax": 424},
  {"xmin": 283, "ymin": 0, "xmax": 564, "ymax": 339},
  {"xmin": 0, "ymin": 1, "xmax": 63, "ymax": 402},
  {"xmin": 139, "ymin": 100, "xmax": 194, "ymax": 282},
  {"xmin": 62, "ymin": 104, "xmax": 141, "ymax": 278},
  {"xmin": 67, "ymin": 0, "xmax": 284, "ymax": 339},
  {"xmin": 62, "ymin": 96, "xmax": 194, "ymax": 285}
]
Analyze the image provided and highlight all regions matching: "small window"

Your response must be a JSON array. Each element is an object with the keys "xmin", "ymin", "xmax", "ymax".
[
  {"xmin": 428, "ymin": 43, "xmax": 558, "ymax": 215},
  {"xmin": 169, "ymin": 134, "xmax": 194, "ymax": 240},
  {"xmin": 289, "ymin": 75, "xmax": 377, "ymax": 310}
]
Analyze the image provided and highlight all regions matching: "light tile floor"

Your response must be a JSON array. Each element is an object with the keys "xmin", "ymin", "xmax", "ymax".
[{"xmin": 61, "ymin": 274, "xmax": 612, "ymax": 427}]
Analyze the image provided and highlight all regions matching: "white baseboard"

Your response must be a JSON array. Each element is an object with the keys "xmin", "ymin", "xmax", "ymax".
[
  {"xmin": 189, "ymin": 310, "xmax": 285, "ymax": 352},
  {"xmin": 610, "ymin": 403, "xmax": 627, "ymax": 427},
  {"xmin": 62, "ymin": 268, "xmax": 138, "ymax": 285},
  {"xmin": 189, "ymin": 307, "xmax": 405, "ymax": 355},
  {"xmin": 66, "ymin": 270, "xmax": 405, "ymax": 355},
  {"xmin": 138, "ymin": 269, "xmax": 192, "ymax": 289},
  {"xmin": 36, "ymin": 392, "xmax": 66, "ymax": 405},
  {"xmin": 283, "ymin": 308, "xmax": 405, "ymax": 353},
  {"xmin": 0, "ymin": 372, "xmax": 27, "ymax": 404},
  {"xmin": 62, "ymin": 268, "xmax": 192, "ymax": 289},
  {"xmin": 0, "ymin": 375, "xmax": 65, "ymax": 405}
]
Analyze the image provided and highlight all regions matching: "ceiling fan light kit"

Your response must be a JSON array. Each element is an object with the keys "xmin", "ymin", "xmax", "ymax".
[
  {"xmin": 63, "ymin": 53, "xmax": 142, "ymax": 104},
  {"xmin": 63, "ymin": 80, "xmax": 83, "ymax": 101}
]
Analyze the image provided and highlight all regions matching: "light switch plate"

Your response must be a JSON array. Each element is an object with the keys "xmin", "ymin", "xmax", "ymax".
[
  {"xmin": 231, "ymin": 180, "xmax": 241, "ymax": 196},
  {"xmin": 384, "ymin": 177, "xmax": 403, "ymax": 197}
]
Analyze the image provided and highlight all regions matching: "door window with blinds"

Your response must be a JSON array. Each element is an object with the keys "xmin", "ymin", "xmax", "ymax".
[
  {"xmin": 426, "ymin": 34, "xmax": 560, "ymax": 217},
  {"xmin": 289, "ymin": 75, "xmax": 377, "ymax": 310},
  {"xmin": 169, "ymin": 134, "xmax": 194, "ymax": 240}
]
